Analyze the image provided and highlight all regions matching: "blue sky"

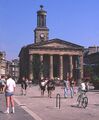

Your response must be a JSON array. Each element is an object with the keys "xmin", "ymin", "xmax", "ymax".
[{"xmin": 0, "ymin": 0, "xmax": 99, "ymax": 60}]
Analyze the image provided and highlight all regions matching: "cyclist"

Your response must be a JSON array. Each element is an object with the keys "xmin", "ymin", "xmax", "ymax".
[
  {"xmin": 77, "ymin": 79, "xmax": 88, "ymax": 108},
  {"xmin": 81, "ymin": 79, "xmax": 86, "ymax": 92},
  {"xmin": 78, "ymin": 79, "xmax": 87, "ymax": 97}
]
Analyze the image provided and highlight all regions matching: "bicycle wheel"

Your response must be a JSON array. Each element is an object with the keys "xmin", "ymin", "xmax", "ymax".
[
  {"xmin": 77, "ymin": 95, "xmax": 81, "ymax": 107},
  {"xmin": 82, "ymin": 97, "xmax": 88, "ymax": 108}
]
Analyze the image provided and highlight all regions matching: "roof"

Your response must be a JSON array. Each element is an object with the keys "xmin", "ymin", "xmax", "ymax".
[
  {"xmin": 19, "ymin": 38, "xmax": 84, "ymax": 56},
  {"xmin": 29, "ymin": 38, "xmax": 84, "ymax": 49}
]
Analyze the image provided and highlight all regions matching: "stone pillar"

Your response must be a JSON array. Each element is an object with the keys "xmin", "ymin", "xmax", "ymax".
[
  {"xmin": 69, "ymin": 55, "xmax": 73, "ymax": 78},
  {"xmin": 75, "ymin": 58, "xmax": 78, "ymax": 69},
  {"xmin": 29, "ymin": 54, "xmax": 33, "ymax": 80},
  {"xmin": 79, "ymin": 55, "xmax": 83, "ymax": 79},
  {"xmin": 60, "ymin": 55, "xmax": 63, "ymax": 80},
  {"xmin": 50, "ymin": 55, "xmax": 53, "ymax": 79},
  {"xmin": 76, "ymin": 55, "xmax": 83, "ymax": 85},
  {"xmin": 40, "ymin": 55, "xmax": 44, "ymax": 79}
]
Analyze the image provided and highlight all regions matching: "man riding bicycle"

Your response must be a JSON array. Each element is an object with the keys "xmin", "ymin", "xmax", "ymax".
[{"xmin": 77, "ymin": 79, "xmax": 88, "ymax": 108}]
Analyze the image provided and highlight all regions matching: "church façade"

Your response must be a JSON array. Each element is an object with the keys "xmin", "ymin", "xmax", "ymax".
[{"xmin": 19, "ymin": 5, "xmax": 84, "ymax": 83}]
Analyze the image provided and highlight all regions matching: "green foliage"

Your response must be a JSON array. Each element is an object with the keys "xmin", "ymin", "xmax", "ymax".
[
  {"xmin": 84, "ymin": 65, "xmax": 94, "ymax": 80},
  {"xmin": 92, "ymin": 76, "xmax": 99, "ymax": 82},
  {"xmin": 86, "ymin": 65, "xmax": 94, "ymax": 74},
  {"xmin": 91, "ymin": 76, "xmax": 99, "ymax": 89}
]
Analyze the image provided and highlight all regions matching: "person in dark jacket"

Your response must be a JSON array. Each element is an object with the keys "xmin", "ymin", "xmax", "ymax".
[
  {"xmin": 47, "ymin": 79, "xmax": 55, "ymax": 98},
  {"xmin": 21, "ymin": 77, "xmax": 28, "ymax": 95},
  {"xmin": 69, "ymin": 77, "xmax": 75, "ymax": 98}
]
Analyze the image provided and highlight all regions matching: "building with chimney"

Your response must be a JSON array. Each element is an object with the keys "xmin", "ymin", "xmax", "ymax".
[{"xmin": 84, "ymin": 46, "xmax": 99, "ymax": 77}]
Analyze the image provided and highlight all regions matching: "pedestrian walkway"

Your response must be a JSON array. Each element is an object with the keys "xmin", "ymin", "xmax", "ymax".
[
  {"xmin": 0, "ymin": 93, "xmax": 35, "ymax": 120},
  {"xmin": 14, "ymin": 84, "xmax": 99, "ymax": 120}
]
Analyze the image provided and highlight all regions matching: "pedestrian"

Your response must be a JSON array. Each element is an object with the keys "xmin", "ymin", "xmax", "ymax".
[
  {"xmin": 63, "ymin": 76, "xmax": 70, "ymax": 98},
  {"xmin": 40, "ymin": 79, "xmax": 47, "ymax": 96},
  {"xmin": 28, "ymin": 79, "xmax": 32, "ymax": 87},
  {"xmin": 0, "ymin": 75, "xmax": 6, "ymax": 93},
  {"xmin": 69, "ymin": 77, "xmax": 75, "ymax": 98},
  {"xmin": 0, "ymin": 76, "xmax": 2, "ymax": 93},
  {"xmin": 47, "ymin": 79, "xmax": 55, "ymax": 98},
  {"xmin": 21, "ymin": 77, "xmax": 28, "ymax": 95},
  {"xmin": 4, "ymin": 74, "xmax": 16, "ymax": 114}
]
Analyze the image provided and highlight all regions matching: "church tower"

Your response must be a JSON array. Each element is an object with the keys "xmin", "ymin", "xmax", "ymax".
[{"xmin": 34, "ymin": 5, "xmax": 49, "ymax": 43}]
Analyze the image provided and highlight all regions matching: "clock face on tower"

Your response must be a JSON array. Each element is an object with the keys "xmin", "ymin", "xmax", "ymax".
[{"xmin": 40, "ymin": 33, "xmax": 45, "ymax": 39}]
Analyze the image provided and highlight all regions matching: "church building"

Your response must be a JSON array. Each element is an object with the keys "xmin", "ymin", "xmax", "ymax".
[{"xmin": 19, "ymin": 5, "xmax": 84, "ymax": 83}]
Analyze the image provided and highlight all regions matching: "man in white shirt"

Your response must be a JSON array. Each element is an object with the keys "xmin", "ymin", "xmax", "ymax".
[
  {"xmin": 4, "ymin": 74, "xmax": 16, "ymax": 114},
  {"xmin": 81, "ymin": 81, "xmax": 86, "ymax": 91}
]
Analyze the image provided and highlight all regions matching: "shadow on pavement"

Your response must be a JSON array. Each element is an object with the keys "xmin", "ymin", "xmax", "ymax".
[
  {"xmin": 0, "ymin": 110, "xmax": 3, "ymax": 113},
  {"xmin": 71, "ymin": 105, "xmax": 83, "ymax": 109},
  {"xmin": 89, "ymin": 90, "xmax": 99, "ymax": 92}
]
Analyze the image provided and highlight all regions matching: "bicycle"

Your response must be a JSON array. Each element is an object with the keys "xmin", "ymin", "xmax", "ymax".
[{"xmin": 77, "ymin": 90, "xmax": 88, "ymax": 108}]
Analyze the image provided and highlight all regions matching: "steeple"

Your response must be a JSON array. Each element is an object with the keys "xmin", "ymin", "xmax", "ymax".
[
  {"xmin": 37, "ymin": 5, "xmax": 47, "ymax": 27},
  {"xmin": 34, "ymin": 5, "xmax": 49, "ymax": 43}
]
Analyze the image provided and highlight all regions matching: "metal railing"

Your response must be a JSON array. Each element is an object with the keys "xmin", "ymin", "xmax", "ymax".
[{"xmin": 56, "ymin": 93, "xmax": 61, "ymax": 109}]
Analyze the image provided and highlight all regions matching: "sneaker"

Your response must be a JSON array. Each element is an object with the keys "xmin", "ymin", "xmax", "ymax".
[
  {"xmin": 11, "ymin": 111, "xmax": 15, "ymax": 114},
  {"xmin": 4, "ymin": 110, "xmax": 9, "ymax": 114},
  {"xmin": 64, "ymin": 96, "xmax": 68, "ymax": 99}
]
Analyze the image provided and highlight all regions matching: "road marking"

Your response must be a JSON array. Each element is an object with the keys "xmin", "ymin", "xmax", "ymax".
[{"xmin": 14, "ymin": 98, "xmax": 43, "ymax": 120}]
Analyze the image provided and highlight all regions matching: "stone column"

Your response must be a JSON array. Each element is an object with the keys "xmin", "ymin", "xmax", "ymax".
[
  {"xmin": 79, "ymin": 55, "xmax": 83, "ymax": 79},
  {"xmin": 50, "ymin": 55, "xmax": 53, "ymax": 79},
  {"xmin": 75, "ymin": 58, "xmax": 78, "ymax": 69},
  {"xmin": 69, "ymin": 55, "xmax": 73, "ymax": 78},
  {"xmin": 60, "ymin": 55, "xmax": 63, "ymax": 80},
  {"xmin": 29, "ymin": 54, "xmax": 33, "ymax": 80},
  {"xmin": 40, "ymin": 54, "xmax": 44, "ymax": 79}
]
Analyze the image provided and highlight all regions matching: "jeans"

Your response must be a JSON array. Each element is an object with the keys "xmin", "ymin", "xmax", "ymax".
[
  {"xmin": 70, "ymin": 87, "xmax": 74, "ymax": 98},
  {"xmin": 64, "ymin": 87, "xmax": 68, "ymax": 98}
]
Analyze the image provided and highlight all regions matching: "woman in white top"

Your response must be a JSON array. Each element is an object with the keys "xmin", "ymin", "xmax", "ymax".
[{"xmin": 4, "ymin": 74, "xmax": 16, "ymax": 114}]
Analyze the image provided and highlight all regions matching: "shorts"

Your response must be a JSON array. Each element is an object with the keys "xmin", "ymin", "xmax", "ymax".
[{"xmin": 5, "ymin": 92, "xmax": 14, "ymax": 97}]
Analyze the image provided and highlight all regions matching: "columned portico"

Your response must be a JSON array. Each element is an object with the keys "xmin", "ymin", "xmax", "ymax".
[{"xmin": 29, "ymin": 53, "xmax": 83, "ymax": 83}]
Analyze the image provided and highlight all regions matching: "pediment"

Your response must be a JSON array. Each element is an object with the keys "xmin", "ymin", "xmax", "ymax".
[
  {"xmin": 42, "ymin": 42, "xmax": 73, "ymax": 49},
  {"xmin": 28, "ymin": 38, "xmax": 84, "ymax": 50},
  {"xmin": 39, "ymin": 39, "xmax": 83, "ymax": 49}
]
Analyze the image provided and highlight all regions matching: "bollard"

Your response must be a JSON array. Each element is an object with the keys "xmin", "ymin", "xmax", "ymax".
[{"xmin": 56, "ymin": 93, "xmax": 61, "ymax": 109}]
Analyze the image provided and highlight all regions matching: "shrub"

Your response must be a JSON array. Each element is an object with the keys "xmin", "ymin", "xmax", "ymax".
[{"xmin": 91, "ymin": 76, "xmax": 99, "ymax": 89}]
